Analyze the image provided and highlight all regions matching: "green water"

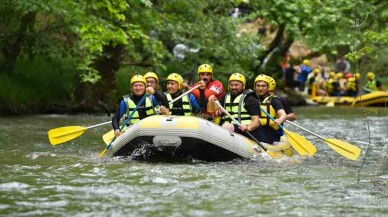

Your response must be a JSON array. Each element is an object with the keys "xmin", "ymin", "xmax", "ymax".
[{"xmin": 0, "ymin": 107, "xmax": 387, "ymax": 216}]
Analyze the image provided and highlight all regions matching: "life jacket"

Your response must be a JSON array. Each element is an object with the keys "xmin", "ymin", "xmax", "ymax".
[
  {"xmin": 223, "ymin": 90, "xmax": 253, "ymax": 125},
  {"xmin": 259, "ymin": 95, "xmax": 279, "ymax": 130},
  {"xmin": 325, "ymin": 78, "xmax": 334, "ymax": 93},
  {"xmin": 123, "ymin": 95, "xmax": 155, "ymax": 124},
  {"xmin": 166, "ymin": 92, "xmax": 192, "ymax": 116},
  {"xmin": 365, "ymin": 80, "xmax": 377, "ymax": 91},
  {"xmin": 345, "ymin": 80, "xmax": 357, "ymax": 92}
]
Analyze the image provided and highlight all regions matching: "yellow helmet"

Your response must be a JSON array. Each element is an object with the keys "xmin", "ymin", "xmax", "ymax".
[
  {"xmin": 329, "ymin": 71, "xmax": 336, "ymax": 78},
  {"xmin": 303, "ymin": 59, "xmax": 311, "ymax": 66},
  {"xmin": 198, "ymin": 64, "xmax": 213, "ymax": 74},
  {"xmin": 255, "ymin": 74, "xmax": 271, "ymax": 87},
  {"xmin": 348, "ymin": 77, "xmax": 356, "ymax": 82},
  {"xmin": 267, "ymin": 76, "xmax": 276, "ymax": 91},
  {"xmin": 130, "ymin": 74, "xmax": 146, "ymax": 86},
  {"xmin": 313, "ymin": 68, "xmax": 320, "ymax": 75},
  {"xmin": 355, "ymin": 72, "xmax": 361, "ymax": 79},
  {"xmin": 229, "ymin": 73, "xmax": 246, "ymax": 88},
  {"xmin": 366, "ymin": 71, "xmax": 375, "ymax": 79},
  {"xmin": 335, "ymin": 72, "xmax": 343, "ymax": 79},
  {"xmin": 144, "ymin": 72, "xmax": 159, "ymax": 83},
  {"xmin": 167, "ymin": 73, "xmax": 184, "ymax": 90}
]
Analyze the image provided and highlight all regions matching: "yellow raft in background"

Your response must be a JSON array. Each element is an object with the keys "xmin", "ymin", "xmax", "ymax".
[
  {"xmin": 106, "ymin": 115, "xmax": 293, "ymax": 161},
  {"xmin": 310, "ymin": 91, "xmax": 388, "ymax": 107}
]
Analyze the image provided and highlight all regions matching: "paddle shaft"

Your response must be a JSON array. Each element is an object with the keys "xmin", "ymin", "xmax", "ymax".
[
  {"xmin": 87, "ymin": 121, "xmax": 111, "ymax": 129},
  {"xmin": 214, "ymin": 100, "xmax": 268, "ymax": 152},
  {"xmin": 285, "ymin": 120, "xmax": 325, "ymax": 140},
  {"xmin": 259, "ymin": 106, "xmax": 317, "ymax": 157},
  {"xmin": 102, "ymin": 94, "xmax": 148, "ymax": 156},
  {"xmin": 170, "ymin": 84, "xmax": 200, "ymax": 104},
  {"xmin": 259, "ymin": 107, "xmax": 284, "ymax": 130}
]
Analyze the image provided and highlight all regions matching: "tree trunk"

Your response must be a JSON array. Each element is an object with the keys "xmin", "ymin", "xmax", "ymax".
[
  {"xmin": 76, "ymin": 43, "xmax": 123, "ymax": 114},
  {"xmin": 257, "ymin": 23, "xmax": 285, "ymax": 71},
  {"xmin": 1, "ymin": 12, "xmax": 36, "ymax": 73}
]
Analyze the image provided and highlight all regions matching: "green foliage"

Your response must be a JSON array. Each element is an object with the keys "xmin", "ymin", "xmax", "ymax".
[
  {"xmin": 0, "ymin": 56, "xmax": 78, "ymax": 112},
  {"xmin": 1, "ymin": 0, "xmax": 387, "ymax": 112}
]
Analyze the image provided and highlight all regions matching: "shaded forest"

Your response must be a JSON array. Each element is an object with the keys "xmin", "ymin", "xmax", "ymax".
[{"xmin": 0, "ymin": 0, "xmax": 387, "ymax": 114}]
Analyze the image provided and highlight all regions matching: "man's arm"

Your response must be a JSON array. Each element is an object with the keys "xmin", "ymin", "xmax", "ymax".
[
  {"xmin": 192, "ymin": 80, "xmax": 224, "ymax": 99},
  {"xmin": 152, "ymin": 90, "xmax": 169, "ymax": 107},
  {"xmin": 112, "ymin": 100, "xmax": 126, "ymax": 136},
  {"xmin": 271, "ymin": 98, "xmax": 286, "ymax": 125}
]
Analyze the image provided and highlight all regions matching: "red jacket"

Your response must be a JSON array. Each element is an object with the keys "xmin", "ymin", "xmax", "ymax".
[{"xmin": 191, "ymin": 79, "xmax": 225, "ymax": 100}]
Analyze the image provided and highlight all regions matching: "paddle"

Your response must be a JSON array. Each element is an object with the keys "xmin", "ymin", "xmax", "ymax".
[
  {"xmin": 259, "ymin": 107, "xmax": 317, "ymax": 157},
  {"xmin": 214, "ymin": 100, "xmax": 283, "ymax": 159},
  {"xmin": 326, "ymin": 101, "xmax": 335, "ymax": 107},
  {"xmin": 102, "ymin": 84, "xmax": 201, "ymax": 145},
  {"xmin": 285, "ymin": 120, "xmax": 361, "ymax": 161},
  {"xmin": 48, "ymin": 121, "xmax": 111, "ymax": 145},
  {"xmin": 98, "ymin": 93, "xmax": 148, "ymax": 158}
]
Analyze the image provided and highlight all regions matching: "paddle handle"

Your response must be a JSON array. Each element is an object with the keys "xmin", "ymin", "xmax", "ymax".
[
  {"xmin": 86, "ymin": 121, "xmax": 111, "ymax": 129},
  {"xmin": 214, "ymin": 100, "xmax": 268, "ymax": 152},
  {"xmin": 285, "ymin": 120, "xmax": 325, "ymax": 140},
  {"xmin": 169, "ymin": 84, "xmax": 201, "ymax": 105}
]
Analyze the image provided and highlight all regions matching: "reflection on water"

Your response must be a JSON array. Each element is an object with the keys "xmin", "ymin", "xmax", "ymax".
[{"xmin": 0, "ymin": 108, "xmax": 387, "ymax": 216}]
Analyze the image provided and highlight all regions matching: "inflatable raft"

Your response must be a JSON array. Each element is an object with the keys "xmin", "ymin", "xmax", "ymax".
[
  {"xmin": 309, "ymin": 91, "xmax": 388, "ymax": 107},
  {"xmin": 106, "ymin": 115, "xmax": 293, "ymax": 161}
]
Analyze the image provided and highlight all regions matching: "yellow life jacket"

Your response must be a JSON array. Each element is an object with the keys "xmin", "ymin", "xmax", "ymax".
[
  {"xmin": 166, "ymin": 93, "xmax": 192, "ymax": 116},
  {"xmin": 259, "ymin": 95, "xmax": 279, "ymax": 130},
  {"xmin": 345, "ymin": 80, "xmax": 357, "ymax": 92},
  {"xmin": 223, "ymin": 90, "xmax": 253, "ymax": 125},
  {"xmin": 325, "ymin": 78, "xmax": 334, "ymax": 93},
  {"xmin": 365, "ymin": 80, "xmax": 377, "ymax": 91},
  {"xmin": 123, "ymin": 95, "xmax": 155, "ymax": 124}
]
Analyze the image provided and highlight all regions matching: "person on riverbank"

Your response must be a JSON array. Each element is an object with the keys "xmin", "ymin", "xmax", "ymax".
[
  {"xmin": 296, "ymin": 59, "xmax": 312, "ymax": 92},
  {"xmin": 254, "ymin": 74, "xmax": 287, "ymax": 144},
  {"xmin": 184, "ymin": 64, "xmax": 225, "ymax": 120},
  {"xmin": 284, "ymin": 65, "xmax": 302, "ymax": 90},
  {"xmin": 207, "ymin": 73, "xmax": 261, "ymax": 140},
  {"xmin": 334, "ymin": 55, "xmax": 351, "ymax": 74},
  {"xmin": 160, "ymin": 73, "xmax": 202, "ymax": 116},
  {"xmin": 112, "ymin": 75, "xmax": 169, "ymax": 137}
]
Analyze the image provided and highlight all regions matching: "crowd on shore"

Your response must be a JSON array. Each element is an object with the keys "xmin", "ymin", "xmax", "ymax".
[{"xmin": 281, "ymin": 55, "xmax": 384, "ymax": 97}]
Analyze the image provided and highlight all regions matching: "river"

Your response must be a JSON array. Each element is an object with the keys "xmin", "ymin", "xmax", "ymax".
[{"xmin": 0, "ymin": 107, "xmax": 387, "ymax": 216}]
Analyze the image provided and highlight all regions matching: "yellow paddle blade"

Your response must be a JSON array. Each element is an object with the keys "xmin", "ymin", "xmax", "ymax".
[
  {"xmin": 98, "ymin": 148, "xmax": 108, "ymax": 158},
  {"xmin": 102, "ymin": 130, "xmax": 115, "ymax": 145},
  {"xmin": 253, "ymin": 146, "xmax": 283, "ymax": 159},
  {"xmin": 326, "ymin": 101, "xmax": 335, "ymax": 107},
  {"xmin": 102, "ymin": 126, "xmax": 128, "ymax": 145},
  {"xmin": 253, "ymin": 146, "xmax": 284, "ymax": 159},
  {"xmin": 284, "ymin": 129, "xmax": 317, "ymax": 157},
  {"xmin": 48, "ymin": 126, "xmax": 87, "ymax": 145},
  {"xmin": 324, "ymin": 139, "xmax": 362, "ymax": 161},
  {"xmin": 267, "ymin": 150, "xmax": 284, "ymax": 159}
]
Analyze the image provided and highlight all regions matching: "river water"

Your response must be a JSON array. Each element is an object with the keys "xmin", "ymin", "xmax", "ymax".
[{"xmin": 0, "ymin": 107, "xmax": 387, "ymax": 216}]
